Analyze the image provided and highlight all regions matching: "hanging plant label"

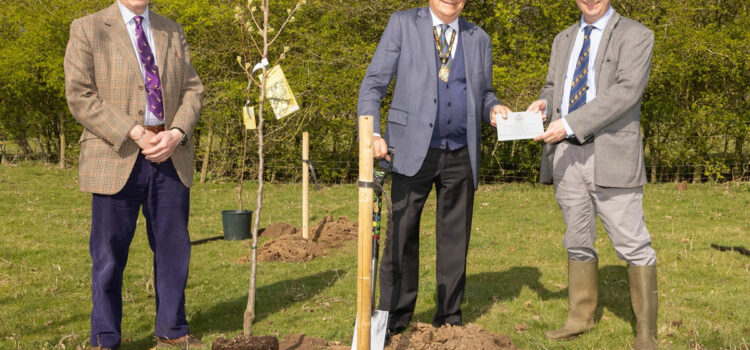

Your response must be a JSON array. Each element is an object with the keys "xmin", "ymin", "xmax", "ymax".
[
  {"xmin": 242, "ymin": 105, "xmax": 257, "ymax": 130},
  {"xmin": 261, "ymin": 65, "xmax": 299, "ymax": 119}
]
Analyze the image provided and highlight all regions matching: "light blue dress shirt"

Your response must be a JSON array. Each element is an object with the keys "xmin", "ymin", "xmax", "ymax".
[
  {"xmin": 560, "ymin": 6, "xmax": 614, "ymax": 137},
  {"xmin": 118, "ymin": 1, "xmax": 163, "ymax": 127}
]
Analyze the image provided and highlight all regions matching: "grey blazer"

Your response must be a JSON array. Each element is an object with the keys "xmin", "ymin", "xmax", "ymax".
[
  {"xmin": 357, "ymin": 7, "xmax": 500, "ymax": 188},
  {"xmin": 539, "ymin": 11, "xmax": 654, "ymax": 188}
]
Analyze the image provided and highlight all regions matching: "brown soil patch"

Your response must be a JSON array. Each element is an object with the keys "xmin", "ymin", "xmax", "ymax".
[
  {"xmin": 255, "ymin": 216, "xmax": 358, "ymax": 263},
  {"xmin": 259, "ymin": 223, "xmax": 298, "ymax": 238},
  {"xmin": 386, "ymin": 323, "xmax": 515, "ymax": 350},
  {"xmin": 212, "ymin": 335, "xmax": 279, "ymax": 350},
  {"xmin": 278, "ymin": 334, "xmax": 349, "ymax": 350}
]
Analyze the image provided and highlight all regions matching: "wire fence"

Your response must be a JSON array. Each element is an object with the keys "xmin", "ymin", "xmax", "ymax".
[{"xmin": 3, "ymin": 145, "xmax": 748, "ymax": 184}]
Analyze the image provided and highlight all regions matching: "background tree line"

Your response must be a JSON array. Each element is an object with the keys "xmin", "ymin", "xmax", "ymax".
[{"xmin": 1, "ymin": 0, "xmax": 747, "ymax": 183}]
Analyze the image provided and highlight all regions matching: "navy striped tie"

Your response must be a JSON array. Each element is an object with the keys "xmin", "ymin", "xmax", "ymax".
[{"xmin": 568, "ymin": 26, "xmax": 594, "ymax": 114}]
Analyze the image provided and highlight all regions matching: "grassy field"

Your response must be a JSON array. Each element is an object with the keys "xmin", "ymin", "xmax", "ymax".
[{"xmin": 0, "ymin": 163, "xmax": 748, "ymax": 349}]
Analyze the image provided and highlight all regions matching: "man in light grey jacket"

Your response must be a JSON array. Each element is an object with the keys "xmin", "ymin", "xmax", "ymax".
[
  {"xmin": 357, "ymin": 0, "xmax": 510, "ymax": 339},
  {"xmin": 528, "ymin": 0, "xmax": 658, "ymax": 348}
]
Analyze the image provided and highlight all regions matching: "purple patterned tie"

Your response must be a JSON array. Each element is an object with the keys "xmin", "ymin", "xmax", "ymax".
[{"xmin": 134, "ymin": 16, "xmax": 164, "ymax": 120}]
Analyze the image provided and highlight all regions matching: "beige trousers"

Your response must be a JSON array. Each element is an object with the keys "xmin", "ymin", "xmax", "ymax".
[{"xmin": 552, "ymin": 141, "xmax": 656, "ymax": 266}]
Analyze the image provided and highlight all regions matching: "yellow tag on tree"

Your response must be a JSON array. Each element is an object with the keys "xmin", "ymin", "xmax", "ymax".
[
  {"xmin": 242, "ymin": 105, "xmax": 256, "ymax": 130},
  {"xmin": 261, "ymin": 65, "xmax": 299, "ymax": 119}
]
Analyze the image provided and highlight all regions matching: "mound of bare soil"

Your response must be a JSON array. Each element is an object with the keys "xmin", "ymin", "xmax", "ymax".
[
  {"xmin": 309, "ymin": 216, "xmax": 358, "ymax": 241},
  {"xmin": 278, "ymin": 334, "xmax": 349, "ymax": 350},
  {"xmin": 387, "ymin": 323, "xmax": 515, "ymax": 350},
  {"xmin": 259, "ymin": 222, "xmax": 298, "ymax": 238},
  {"xmin": 212, "ymin": 335, "xmax": 279, "ymax": 350},
  {"xmin": 254, "ymin": 216, "xmax": 358, "ymax": 263}
]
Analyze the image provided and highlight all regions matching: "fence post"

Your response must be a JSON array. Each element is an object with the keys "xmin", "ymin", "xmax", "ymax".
[{"xmin": 302, "ymin": 131, "xmax": 309, "ymax": 240}]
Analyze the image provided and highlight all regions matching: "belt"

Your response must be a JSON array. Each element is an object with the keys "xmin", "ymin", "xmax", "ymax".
[
  {"xmin": 144, "ymin": 125, "xmax": 165, "ymax": 133},
  {"xmin": 562, "ymin": 136, "xmax": 593, "ymax": 146}
]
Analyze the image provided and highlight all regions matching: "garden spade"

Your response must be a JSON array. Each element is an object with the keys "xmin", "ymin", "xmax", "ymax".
[{"xmin": 353, "ymin": 149, "xmax": 393, "ymax": 350}]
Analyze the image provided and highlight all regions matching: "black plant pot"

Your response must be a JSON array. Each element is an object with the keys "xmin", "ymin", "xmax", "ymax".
[{"xmin": 221, "ymin": 210, "xmax": 253, "ymax": 240}]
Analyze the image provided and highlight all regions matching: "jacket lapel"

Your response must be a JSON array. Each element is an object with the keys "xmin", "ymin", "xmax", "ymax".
[
  {"xmin": 417, "ymin": 8, "xmax": 437, "ymax": 84},
  {"xmin": 103, "ymin": 3, "xmax": 142, "ymax": 78},
  {"xmin": 595, "ymin": 11, "xmax": 620, "ymax": 79},
  {"xmin": 460, "ymin": 18, "xmax": 477, "ymax": 122},
  {"xmin": 150, "ymin": 13, "xmax": 169, "ymax": 81},
  {"xmin": 557, "ymin": 24, "xmax": 578, "ymax": 89},
  {"xmin": 460, "ymin": 19, "xmax": 476, "ymax": 81}
]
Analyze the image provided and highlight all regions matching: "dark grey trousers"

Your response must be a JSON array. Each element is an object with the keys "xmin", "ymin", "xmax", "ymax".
[{"xmin": 378, "ymin": 147, "xmax": 474, "ymax": 330}]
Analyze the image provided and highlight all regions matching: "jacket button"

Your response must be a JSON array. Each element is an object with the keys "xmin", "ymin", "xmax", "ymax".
[
  {"xmin": 447, "ymin": 120, "xmax": 451, "ymax": 124},
  {"xmin": 434, "ymin": 98, "xmax": 437, "ymax": 103},
  {"xmin": 139, "ymin": 85, "xmax": 144, "ymax": 91},
  {"xmin": 556, "ymin": 108, "xmax": 561, "ymax": 113},
  {"xmin": 429, "ymin": 123, "xmax": 433, "ymax": 128},
  {"xmin": 138, "ymin": 110, "xmax": 144, "ymax": 116},
  {"xmin": 448, "ymin": 102, "xmax": 452, "ymax": 107}
]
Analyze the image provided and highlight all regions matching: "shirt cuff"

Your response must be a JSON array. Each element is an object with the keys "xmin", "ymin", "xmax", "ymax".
[
  {"xmin": 373, "ymin": 132, "xmax": 381, "ymax": 138},
  {"xmin": 561, "ymin": 118, "xmax": 574, "ymax": 137}
]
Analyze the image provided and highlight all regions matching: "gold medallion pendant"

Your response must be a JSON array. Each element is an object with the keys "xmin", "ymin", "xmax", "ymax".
[{"xmin": 439, "ymin": 66, "xmax": 450, "ymax": 82}]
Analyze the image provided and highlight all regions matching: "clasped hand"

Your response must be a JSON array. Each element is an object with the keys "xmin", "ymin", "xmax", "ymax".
[{"xmin": 130, "ymin": 125, "xmax": 182, "ymax": 163}]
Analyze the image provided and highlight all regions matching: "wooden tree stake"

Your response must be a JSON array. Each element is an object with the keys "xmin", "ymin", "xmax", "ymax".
[
  {"xmin": 302, "ymin": 131, "xmax": 309, "ymax": 239},
  {"xmin": 357, "ymin": 116, "xmax": 374, "ymax": 350}
]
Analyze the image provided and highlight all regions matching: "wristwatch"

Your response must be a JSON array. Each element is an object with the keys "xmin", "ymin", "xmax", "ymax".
[{"xmin": 170, "ymin": 127, "xmax": 187, "ymax": 145}]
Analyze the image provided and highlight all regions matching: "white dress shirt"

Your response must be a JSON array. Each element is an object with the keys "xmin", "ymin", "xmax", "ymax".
[
  {"xmin": 118, "ymin": 1, "xmax": 163, "ymax": 126},
  {"xmin": 560, "ymin": 6, "xmax": 613, "ymax": 136},
  {"xmin": 429, "ymin": 8, "xmax": 460, "ymax": 59}
]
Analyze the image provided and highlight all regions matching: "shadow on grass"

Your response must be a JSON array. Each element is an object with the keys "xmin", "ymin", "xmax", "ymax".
[
  {"xmin": 597, "ymin": 264, "xmax": 635, "ymax": 331},
  {"xmin": 414, "ymin": 266, "xmax": 567, "ymax": 324},
  {"xmin": 188, "ymin": 269, "xmax": 343, "ymax": 336},
  {"xmin": 413, "ymin": 265, "xmax": 637, "ymax": 329}
]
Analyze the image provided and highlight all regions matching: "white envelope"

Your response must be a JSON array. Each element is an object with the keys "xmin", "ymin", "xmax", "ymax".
[{"xmin": 496, "ymin": 111, "xmax": 544, "ymax": 141}]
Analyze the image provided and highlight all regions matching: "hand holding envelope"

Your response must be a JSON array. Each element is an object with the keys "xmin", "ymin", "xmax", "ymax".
[{"xmin": 495, "ymin": 111, "xmax": 545, "ymax": 141}]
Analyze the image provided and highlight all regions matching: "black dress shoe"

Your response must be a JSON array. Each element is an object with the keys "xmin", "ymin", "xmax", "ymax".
[
  {"xmin": 433, "ymin": 320, "xmax": 463, "ymax": 328},
  {"xmin": 384, "ymin": 327, "xmax": 405, "ymax": 346}
]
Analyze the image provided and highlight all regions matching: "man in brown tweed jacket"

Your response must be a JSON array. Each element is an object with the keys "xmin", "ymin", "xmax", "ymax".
[{"xmin": 64, "ymin": 0, "xmax": 203, "ymax": 348}]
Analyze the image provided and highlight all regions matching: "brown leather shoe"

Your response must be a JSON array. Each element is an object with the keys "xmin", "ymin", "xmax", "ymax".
[{"xmin": 156, "ymin": 334, "xmax": 205, "ymax": 349}]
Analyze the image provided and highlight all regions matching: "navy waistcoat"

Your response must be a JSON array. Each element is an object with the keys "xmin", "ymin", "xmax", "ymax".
[{"xmin": 429, "ymin": 31, "xmax": 468, "ymax": 150}]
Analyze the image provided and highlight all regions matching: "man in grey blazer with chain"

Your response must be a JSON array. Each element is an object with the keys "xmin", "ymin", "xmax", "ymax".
[
  {"xmin": 528, "ymin": 0, "xmax": 658, "ymax": 348},
  {"xmin": 358, "ymin": 0, "xmax": 510, "ymax": 339}
]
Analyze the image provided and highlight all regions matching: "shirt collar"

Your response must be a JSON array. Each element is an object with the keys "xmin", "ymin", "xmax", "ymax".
[
  {"xmin": 429, "ymin": 7, "xmax": 460, "ymax": 33},
  {"xmin": 118, "ymin": 0, "xmax": 150, "ymax": 26},
  {"xmin": 579, "ymin": 6, "xmax": 613, "ymax": 32}
]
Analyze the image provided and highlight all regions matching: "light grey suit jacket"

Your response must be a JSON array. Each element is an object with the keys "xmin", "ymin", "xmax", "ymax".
[
  {"xmin": 538, "ymin": 11, "xmax": 653, "ymax": 188},
  {"xmin": 357, "ymin": 7, "xmax": 500, "ymax": 188}
]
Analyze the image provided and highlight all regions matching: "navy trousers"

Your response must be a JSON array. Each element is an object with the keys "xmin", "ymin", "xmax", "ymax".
[{"xmin": 89, "ymin": 154, "xmax": 191, "ymax": 348}]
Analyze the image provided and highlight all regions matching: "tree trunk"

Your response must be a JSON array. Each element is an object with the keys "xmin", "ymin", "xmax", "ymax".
[
  {"xmin": 244, "ymin": 0, "xmax": 270, "ymax": 337},
  {"xmin": 692, "ymin": 164, "xmax": 702, "ymax": 183},
  {"xmin": 218, "ymin": 123, "xmax": 231, "ymax": 176},
  {"xmin": 1, "ymin": 143, "xmax": 7, "ymax": 165},
  {"xmin": 15, "ymin": 129, "xmax": 33, "ymax": 159},
  {"xmin": 733, "ymin": 133, "xmax": 745, "ymax": 181},
  {"xmin": 58, "ymin": 114, "xmax": 66, "ymax": 170},
  {"xmin": 200, "ymin": 123, "xmax": 213, "ymax": 183}
]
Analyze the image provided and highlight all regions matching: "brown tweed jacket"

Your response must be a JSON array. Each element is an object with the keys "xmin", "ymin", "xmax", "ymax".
[{"xmin": 64, "ymin": 2, "xmax": 203, "ymax": 195}]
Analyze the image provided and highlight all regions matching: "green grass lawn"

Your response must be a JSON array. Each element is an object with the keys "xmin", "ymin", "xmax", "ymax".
[{"xmin": 1, "ymin": 163, "xmax": 748, "ymax": 349}]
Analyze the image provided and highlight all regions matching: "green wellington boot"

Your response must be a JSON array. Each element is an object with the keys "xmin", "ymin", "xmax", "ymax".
[
  {"xmin": 628, "ymin": 265, "xmax": 658, "ymax": 350},
  {"xmin": 545, "ymin": 260, "xmax": 598, "ymax": 340}
]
